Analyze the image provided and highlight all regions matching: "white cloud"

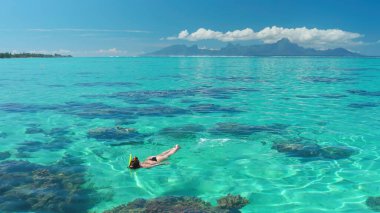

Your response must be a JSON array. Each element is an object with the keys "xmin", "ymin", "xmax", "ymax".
[
  {"xmin": 29, "ymin": 49, "xmax": 72, "ymax": 55},
  {"xmin": 97, "ymin": 48, "xmax": 118, "ymax": 54},
  {"xmin": 199, "ymin": 46, "xmax": 220, "ymax": 51},
  {"xmin": 178, "ymin": 30, "xmax": 189, "ymax": 39},
  {"xmin": 168, "ymin": 26, "xmax": 362, "ymax": 49},
  {"xmin": 96, "ymin": 48, "xmax": 128, "ymax": 56}
]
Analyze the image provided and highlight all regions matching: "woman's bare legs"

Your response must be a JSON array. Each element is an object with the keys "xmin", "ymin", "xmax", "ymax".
[{"xmin": 156, "ymin": 144, "xmax": 180, "ymax": 162}]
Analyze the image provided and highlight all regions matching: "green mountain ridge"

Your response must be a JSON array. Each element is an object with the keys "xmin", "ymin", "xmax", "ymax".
[{"xmin": 144, "ymin": 38, "xmax": 362, "ymax": 57}]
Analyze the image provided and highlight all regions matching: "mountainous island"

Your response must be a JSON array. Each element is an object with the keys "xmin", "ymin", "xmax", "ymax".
[
  {"xmin": 144, "ymin": 38, "xmax": 362, "ymax": 57},
  {"xmin": 0, "ymin": 53, "xmax": 72, "ymax": 58}
]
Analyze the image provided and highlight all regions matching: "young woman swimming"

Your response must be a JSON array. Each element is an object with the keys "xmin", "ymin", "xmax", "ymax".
[{"xmin": 129, "ymin": 144, "xmax": 180, "ymax": 169}]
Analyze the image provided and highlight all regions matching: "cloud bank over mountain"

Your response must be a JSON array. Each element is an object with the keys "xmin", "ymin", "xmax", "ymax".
[{"xmin": 167, "ymin": 26, "xmax": 362, "ymax": 49}]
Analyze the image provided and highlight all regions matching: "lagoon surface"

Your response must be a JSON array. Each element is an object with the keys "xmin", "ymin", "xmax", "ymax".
[{"xmin": 0, "ymin": 57, "xmax": 380, "ymax": 212}]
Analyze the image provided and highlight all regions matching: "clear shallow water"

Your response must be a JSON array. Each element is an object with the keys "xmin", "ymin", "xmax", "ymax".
[{"xmin": 0, "ymin": 57, "xmax": 380, "ymax": 212}]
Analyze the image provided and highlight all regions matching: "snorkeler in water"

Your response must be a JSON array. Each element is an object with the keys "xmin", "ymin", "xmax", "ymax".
[{"xmin": 129, "ymin": 144, "xmax": 180, "ymax": 169}]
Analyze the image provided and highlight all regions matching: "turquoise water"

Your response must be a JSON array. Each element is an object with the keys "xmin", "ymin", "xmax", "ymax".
[{"xmin": 0, "ymin": 57, "xmax": 380, "ymax": 212}]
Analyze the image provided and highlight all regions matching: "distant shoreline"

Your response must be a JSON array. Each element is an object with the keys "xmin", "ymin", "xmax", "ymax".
[
  {"xmin": 0, "ymin": 53, "xmax": 72, "ymax": 59},
  {"xmin": 139, "ymin": 55, "xmax": 379, "ymax": 58},
  {"xmin": 1, "ymin": 55, "xmax": 380, "ymax": 59}
]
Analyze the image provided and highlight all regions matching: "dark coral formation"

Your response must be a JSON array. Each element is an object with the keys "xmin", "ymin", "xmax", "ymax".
[
  {"xmin": 0, "ymin": 101, "xmax": 188, "ymax": 119},
  {"xmin": 347, "ymin": 89, "xmax": 380, "ymax": 97},
  {"xmin": 0, "ymin": 151, "xmax": 11, "ymax": 160},
  {"xmin": 192, "ymin": 87, "xmax": 258, "ymax": 100},
  {"xmin": 319, "ymin": 94, "xmax": 348, "ymax": 99},
  {"xmin": 73, "ymin": 107, "xmax": 137, "ymax": 120},
  {"xmin": 217, "ymin": 194, "xmax": 249, "ymax": 210},
  {"xmin": 0, "ymin": 132, "xmax": 7, "ymax": 138},
  {"xmin": 47, "ymin": 84, "xmax": 66, "ymax": 88},
  {"xmin": 107, "ymin": 86, "xmax": 257, "ymax": 103},
  {"xmin": 87, "ymin": 127, "xmax": 150, "ymax": 145},
  {"xmin": 0, "ymin": 91, "xmax": 250, "ymax": 119},
  {"xmin": 209, "ymin": 122, "xmax": 257, "ymax": 136},
  {"xmin": 272, "ymin": 140, "xmax": 357, "ymax": 160},
  {"xmin": 60, "ymin": 102, "xmax": 136, "ymax": 119},
  {"xmin": 17, "ymin": 137, "xmax": 73, "ymax": 154},
  {"xmin": 188, "ymin": 104, "xmax": 242, "ymax": 114},
  {"xmin": 136, "ymin": 106, "xmax": 190, "ymax": 117},
  {"xmin": 63, "ymin": 102, "xmax": 189, "ymax": 119},
  {"xmin": 110, "ymin": 89, "xmax": 191, "ymax": 101},
  {"xmin": 103, "ymin": 195, "xmax": 249, "ymax": 213},
  {"xmin": 20, "ymin": 126, "xmax": 74, "ymax": 155},
  {"xmin": 0, "ymin": 102, "xmax": 123, "ymax": 120},
  {"xmin": 320, "ymin": 146, "xmax": 357, "ymax": 159},
  {"xmin": 125, "ymin": 98, "xmax": 163, "ymax": 105},
  {"xmin": 214, "ymin": 76, "xmax": 257, "ymax": 82},
  {"xmin": 104, "ymin": 197, "xmax": 213, "ymax": 213},
  {"xmin": 114, "ymin": 119, "xmax": 136, "ymax": 126},
  {"xmin": 209, "ymin": 122, "xmax": 288, "ymax": 137},
  {"xmin": 180, "ymin": 99, "xmax": 199, "ymax": 103},
  {"xmin": 366, "ymin": 196, "xmax": 380, "ymax": 212},
  {"xmin": 88, "ymin": 126, "xmax": 136, "ymax": 140},
  {"xmin": 25, "ymin": 127, "xmax": 46, "ymax": 134},
  {"xmin": 295, "ymin": 95, "xmax": 317, "ymax": 99},
  {"xmin": 272, "ymin": 142, "xmax": 321, "ymax": 158},
  {"xmin": 159, "ymin": 124, "xmax": 205, "ymax": 139},
  {"xmin": 47, "ymin": 127, "xmax": 72, "ymax": 137},
  {"xmin": 302, "ymin": 76, "xmax": 353, "ymax": 83},
  {"xmin": 74, "ymin": 82, "xmax": 140, "ymax": 87},
  {"xmin": 348, "ymin": 102, "xmax": 379, "ymax": 109},
  {"xmin": 0, "ymin": 103, "xmax": 58, "ymax": 113},
  {"xmin": 0, "ymin": 159, "xmax": 95, "ymax": 212},
  {"xmin": 25, "ymin": 126, "xmax": 72, "ymax": 137}
]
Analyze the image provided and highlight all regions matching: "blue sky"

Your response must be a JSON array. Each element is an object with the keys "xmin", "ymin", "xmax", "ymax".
[{"xmin": 0, "ymin": 0, "xmax": 379, "ymax": 56}]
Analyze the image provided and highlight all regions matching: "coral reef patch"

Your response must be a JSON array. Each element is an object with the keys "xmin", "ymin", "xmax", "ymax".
[
  {"xmin": 366, "ymin": 196, "xmax": 380, "ymax": 212},
  {"xmin": 159, "ymin": 124, "xmax": 205, "ymax": 139},
  {"xmin": 0, "ymin": 158, "xmax": 96, "ymax": 212},
  {"xmin": 103, "ymin": 195, "xmax": 249, "ymax": 213},
  {"xmin": 87, "ymin": 127, "xmax": 150, "ymax": 146},
  {"xmin": 272, "ymin": 140, "xmax": 357, "ymax": 160}
]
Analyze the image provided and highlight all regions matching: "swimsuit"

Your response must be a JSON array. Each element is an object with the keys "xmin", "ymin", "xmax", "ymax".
[{"xmin": 150, "ymin": 156, "xmax": 157, "ymax": 161}]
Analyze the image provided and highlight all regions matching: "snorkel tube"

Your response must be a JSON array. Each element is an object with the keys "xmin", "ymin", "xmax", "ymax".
[{"xmin": 129, "ymin": 154, "xmax": 132, "ymax": 165}]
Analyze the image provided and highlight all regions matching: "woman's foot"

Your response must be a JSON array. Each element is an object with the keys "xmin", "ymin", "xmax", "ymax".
[{"xmin": 174, "ymin": 144, "xmax": 180, "ymax": 151}]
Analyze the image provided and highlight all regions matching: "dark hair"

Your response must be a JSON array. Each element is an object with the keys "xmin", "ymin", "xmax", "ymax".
[{"xmin": 129, "ymin": 157, "xmax": 141, "ymax": 169}]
